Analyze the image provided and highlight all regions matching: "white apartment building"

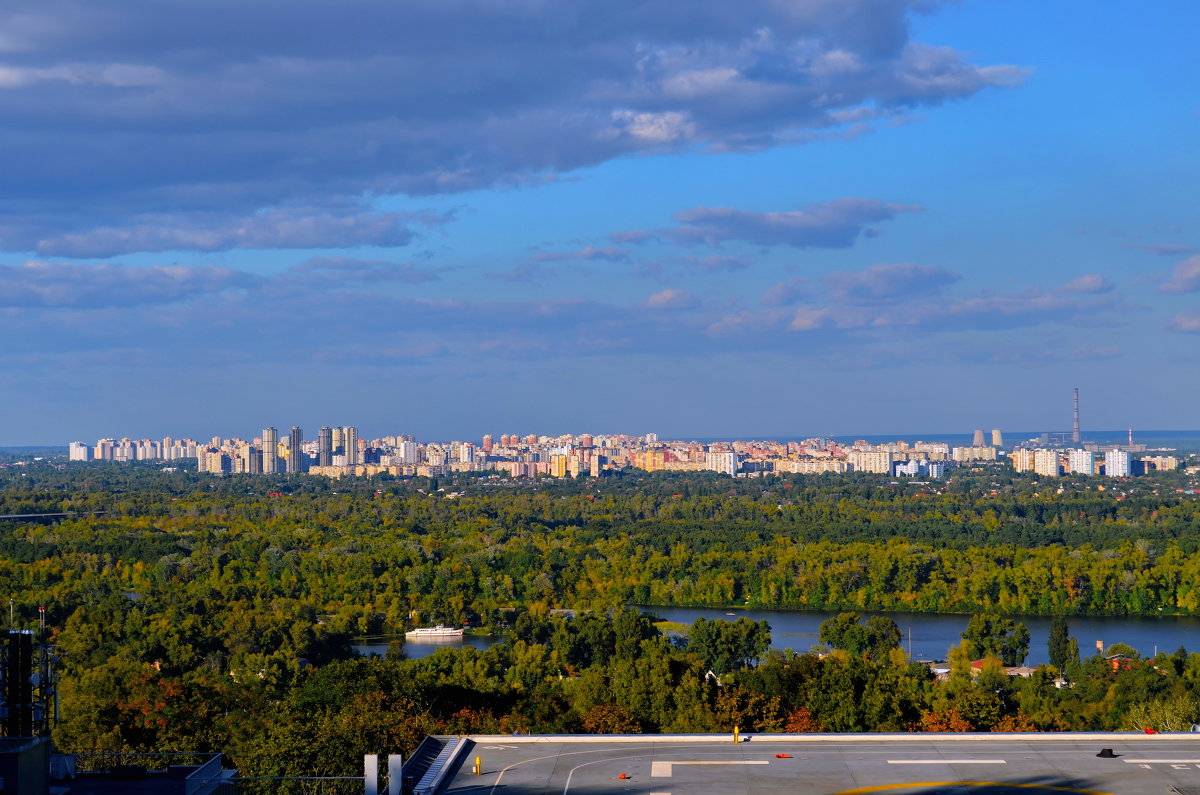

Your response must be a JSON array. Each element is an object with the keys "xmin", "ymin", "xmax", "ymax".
[
  {"xmin": 849, "ymin": 450, "xmax": 894, "ymax": 474},
  {"xmin": 1011, "ymin": 448, "xmax": 1036, "ymax": 472},
  {"xmin": 396, "ymin": 440, "xmax": 419, "ymax": 464},
  {"xmin": 1067, "ymin": 449, "xmax": 1095, "ymax": 475},
  {"xmin": 1033, "ymin": 448, "xmax": 1061, "ymax": 477},
  {"xmin": 704, "ymin": 450, "xmax": 738, "ymax": 477},
  {"xmin": 774, "ymin": 459, "xmax": 851, "ymax": 474},
  {"xmin": 1105, "ymin": 449, "xmax": 1132, "ymax": 477},
  {"xmin": 952, "ymin": 446, "xmax": 998, "ymax": 462}
]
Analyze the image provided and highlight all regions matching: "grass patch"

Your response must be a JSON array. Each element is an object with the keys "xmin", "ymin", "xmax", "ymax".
[
  {"xmin": 654, "ymin": 620, "xmax": 689, "ymax": 634},
  {"xmin": 466, "ymin": 627, "xmax": 501, "ymax": 636}
]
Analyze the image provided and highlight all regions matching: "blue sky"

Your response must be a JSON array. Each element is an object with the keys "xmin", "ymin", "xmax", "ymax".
[{"xmin": 1, "ymin": 0, "xmax": 1197, "ymax": 444}]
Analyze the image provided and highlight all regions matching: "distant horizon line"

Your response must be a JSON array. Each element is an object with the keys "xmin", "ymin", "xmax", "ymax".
[{"xmin": 5, "ymin": 428, "xmax": 1200, "ymax": 450}]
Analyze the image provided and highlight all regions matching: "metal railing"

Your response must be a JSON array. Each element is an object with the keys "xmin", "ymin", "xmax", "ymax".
[
  {"xmin": 71, "ymin": 751, "xmax": 218, "ymax": 773},
  {"xmin": 413, "ymin": 737, "xmax": 469, "ymax": 795},
  {"xmin": 185, "ymin": 753, "xmax": 228, "ymax": 795},
  {"xmin": 220, "ymin": 776, "xmax": 365, "ymax": 795}
]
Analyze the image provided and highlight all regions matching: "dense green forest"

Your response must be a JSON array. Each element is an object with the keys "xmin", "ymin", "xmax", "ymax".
[{"xmin": 2, "ymin": 461, "xmax": 1199, "ymax": 785}]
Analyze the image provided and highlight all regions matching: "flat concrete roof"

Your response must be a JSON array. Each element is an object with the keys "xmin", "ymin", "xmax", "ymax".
[{"xmin": 440, "ymin": 733, "xmax": 1200, "ymax": 795}]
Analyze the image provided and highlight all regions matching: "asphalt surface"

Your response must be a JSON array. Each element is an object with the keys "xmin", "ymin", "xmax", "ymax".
[{"xmin": 440, "ymin": 733, "xmax": 1200, "ymax": 795}]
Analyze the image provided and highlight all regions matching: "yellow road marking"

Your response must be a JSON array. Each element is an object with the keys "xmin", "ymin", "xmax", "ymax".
[{"xmin": 834, "ymin": 782, "xmax": 1114, "ymax": 795}]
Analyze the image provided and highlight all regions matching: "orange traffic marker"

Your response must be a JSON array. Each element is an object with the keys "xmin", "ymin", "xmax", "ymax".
[
  {"xmin": 617, "ymin": 773, "xmax": 630, "ymax": 779},
  {"xmin": 775, "ymin": 753, "xmax": 792, "ymax": 758}
]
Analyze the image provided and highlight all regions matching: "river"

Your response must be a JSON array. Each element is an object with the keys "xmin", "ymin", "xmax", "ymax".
[
  {"xmin": 354, "ymin": 633, "xmax": 500, "ymax": 660},
  {"xmin": 645, "ymin": 606, "xmax": 1200, "ymax": 665},
  {"xmin": 356, "ymin": 607, "xmax": 1200, "ymax": 664}
]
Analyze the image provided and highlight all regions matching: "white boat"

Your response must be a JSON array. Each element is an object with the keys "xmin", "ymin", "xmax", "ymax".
[{"xmin": 405, "ymin": 625, "xmax": 464, "ymax": 638}]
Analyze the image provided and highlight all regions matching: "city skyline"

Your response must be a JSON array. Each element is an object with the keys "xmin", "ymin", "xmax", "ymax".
[
  {"xmin": 1, "ymin": 1, "xmax": 1197, "ymax": 444},
  {"xmin": 65, "ymin": 423, "xmax": 1183, "ymax": 480}
]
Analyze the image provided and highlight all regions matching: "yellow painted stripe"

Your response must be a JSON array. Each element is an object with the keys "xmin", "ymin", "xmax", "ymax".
[{"xmin": 834, "ymin": 782, "xmax": 1114, "ymax": 795}]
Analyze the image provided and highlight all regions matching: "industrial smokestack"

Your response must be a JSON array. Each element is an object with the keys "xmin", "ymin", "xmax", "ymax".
[{"xmin": 1072, "ymin": 388, "xmax": 1081, "ymax": 444}]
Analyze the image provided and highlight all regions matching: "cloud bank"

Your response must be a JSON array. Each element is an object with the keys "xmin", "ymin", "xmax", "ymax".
[{"xmin": 0, "ymin": 0, "xmax": 1022, "ymax": 255}]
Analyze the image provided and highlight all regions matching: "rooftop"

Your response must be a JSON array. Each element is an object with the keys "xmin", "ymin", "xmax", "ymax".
[{"xmin": 438, "ymin": 732, "xmax": 1200, "ymax": 795}]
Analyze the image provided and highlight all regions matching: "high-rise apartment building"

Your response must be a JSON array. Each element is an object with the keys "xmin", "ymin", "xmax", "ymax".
[
  {"xmin": 952, "ymin": 446, "xmax": 998, "ymax": 462},
  {"xmin": 456, "ymin": 442, "xmax": 475, "ymax": 463},
  {"xmin": 550, "ymin": 455, "xmax": 569, "ymax": 478},
  {"xmin": 318, "ymin": 426, "xmax": 333, "ymax": 467},
  {"xmin": 331, "ymin": 427, "xmax": 345, "ymax": 456},
  {"xmin": 344, "ymin": 426, "xmax": 359, "ymax": 466},
  {"xmin": 261, "ymin": 427, "xmax": 279, "ymax": 474},
  {"xmin": 68, "ymin": 442, "xmax": 92, "ymax": 461},
  {"xmin": 1104, "ymin": 449, "xmax": 1131, "ymax": 477},
  {"xmin": 287, "ymin": 426, "xmax": 303, "ymax": 473},
  {"xmin": 1067, "ymin": 449, "xmax": 1094, "ymax": 475},
  {"xmin": 1033, "ymin": 449, "xmax": 1060, "ymax": 477},
  {"xmin": 704, "ymin": 450, "xmax": 738, "ymax": 477},
  {"xmin": 849, "ymin": 450, "xmax": 894, "ymax": 474},
  {"xmin": 246, "ymin": 445, "xmax": 263, "ymax": 474},
  {"xmin": 200, "ymin": 449, "xmax": 230, "ymax": 474},
  {"xmin": 641, "ymin": 449, "xmax": 665, "ymax": 472},
  {"xmin": 1011, "ymin": 448, "xmax": 1036, "ymax": 472},
  {"xmin": 397, "ymin": 440, "xmax": 418, "ymax": 464}
]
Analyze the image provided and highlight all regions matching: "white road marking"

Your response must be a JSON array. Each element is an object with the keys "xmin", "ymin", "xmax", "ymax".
[
  {"xmin": 650, "ymin": 760, "xmax": 769, "ymax": 777},
  {"xmin": 482, "ymin": 745, "xmax": 518, "ymax": 750},
  {"xmin": 887, "ymin": 760, "xmax": 1006, "ymax": 765},
  {"xmin": 1123, "ymin": 759, "xmax": 1200, "ymax": 764}
]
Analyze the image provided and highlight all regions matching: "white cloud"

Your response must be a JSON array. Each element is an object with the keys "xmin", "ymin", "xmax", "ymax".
[
  {"xmin": 19, "ymin": 208, "xmax": 439, "ymax": 258},
  {"xmin": 1159, "ymin": 255, "xmax": 1200, "ymax": 294},
  {"xmin": 620, "ymin": 198, "xmax": 921, "ymax": 249},
  {"xmin": 1057, "ymin": 274, "xmax": 1114, "ymax": 295},
  {"xmin": 643, "ymin": 288, "xmax": 699, "ymax": 309},
  {"xmin": 0, "ymin": 260, "xmax": 258, "ymax": 308},
  {"xmin": 823, "ymin": 262, "xmax": 959, "ymax": 303}
]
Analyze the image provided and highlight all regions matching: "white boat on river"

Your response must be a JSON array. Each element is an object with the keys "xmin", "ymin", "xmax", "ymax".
[{"xmin": 405, "ymin": 625, "xmax": 464, "ymax": 638}]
